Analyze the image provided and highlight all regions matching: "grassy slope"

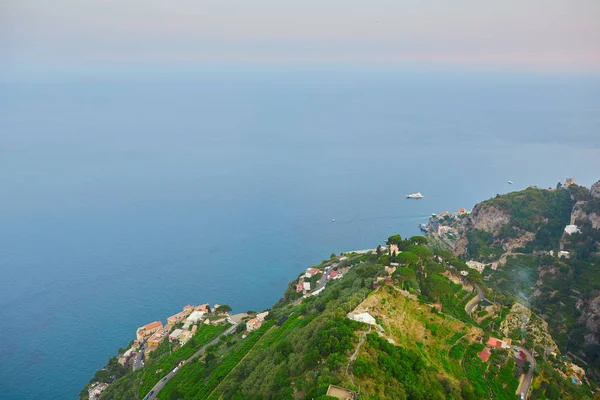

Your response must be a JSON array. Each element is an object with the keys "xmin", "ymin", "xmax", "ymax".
[{"xmin": 353, "ymin": 286, "xmax": 520, "ymax": 400}]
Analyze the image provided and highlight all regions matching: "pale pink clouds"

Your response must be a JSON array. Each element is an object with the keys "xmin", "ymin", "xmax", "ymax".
[{"xmin": 2, "ymin": 0, "xmax": 599, "ymax": 70}]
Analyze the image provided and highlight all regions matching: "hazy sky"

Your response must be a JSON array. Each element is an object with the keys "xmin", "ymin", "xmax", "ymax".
[{"xmin": 2, "ymin": 0, "xmax": 599, "ymax": 70}]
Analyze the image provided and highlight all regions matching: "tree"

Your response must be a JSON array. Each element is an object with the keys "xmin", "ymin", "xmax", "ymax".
[
  {"xmin": 386, "ymin": 234, "xmax": 402, "ymax": 246},
  {"xmin": 395, "ymin": 267, "xmax": 416, "ymax": 290},
  {"xmin": 396, "ymin": 251, "xmax": 419, "ymax": 266},
  {"xmin": 408, "ymin": 245, "xmax": 433, "ymax": 259},
  {"xmin": 169, "ymin": 388, "xmax": 183, "ymax": 400},
  {"xmin": 410, "ymin": 236, "xmax": 428, "ymax": 245},
  {"xmin": 376, "ymin": 245, "xmax": 382, "ymax": 258},
  {"xmin": 205, "ymin": 352, "xmax": 216, "ymax": 366},
  {"xmin": 216, "ymin": 304, "xmax": 232, "ymax": 313},
  {"xmin": 378, "ymin": 254, "xmax": 390, "ymax": 265},
  {"xmin": 276, "ymin": 340, "xmax": 293, "ymax": 357}
]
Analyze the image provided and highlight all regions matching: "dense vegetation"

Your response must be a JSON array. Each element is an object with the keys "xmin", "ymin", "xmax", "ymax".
[
  {"xmin": 485, "ymin": 186, "xmax": 573, "ymax": 249},
  {"xmin": 468, "ymin": 182, "xmax": 600, "ymax": 381},
  {"xmin": 83, "ymin": 182, "xmax": 600, "ymax": 399}
]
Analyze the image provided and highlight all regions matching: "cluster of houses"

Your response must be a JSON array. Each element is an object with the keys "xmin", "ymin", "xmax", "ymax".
[
  {"xmin": 118, "ymin": 303, "xmax": 273, "ymax": 367},
  {"xmin": 426, "ymin": 208, "xmax": 471, "ymax": 237},
  {"xmin": 244, "ymin": 311, "xmax": 269, "ymax": 336},
  {"xmin": 477, "ymin": 336, "xmax": 513, "ymax": 362},
  {"xmin": 122, "ymin": 303, "xmax": 230, "ymax": 362},
  {"xmin": 294, "ymin": 260, "xmax": 344, "ymax": 295},
  {"xmin": 88, "ymin": 382, "xmax": 109, "ymax": 400},
  {"xmin": 373, "ymin": 263, "xmax": 397, "ymax": 288}
]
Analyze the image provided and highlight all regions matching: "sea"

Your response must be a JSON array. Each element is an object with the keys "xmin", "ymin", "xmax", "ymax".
[{"xmin": 0, "ymin": 65, "xmax": 599, "ymax": 399}]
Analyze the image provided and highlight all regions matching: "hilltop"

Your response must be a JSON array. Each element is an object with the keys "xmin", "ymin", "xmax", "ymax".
[
  {"xmin": 81, "ymin": 180, "xmax": 599, "ymax": 400},
  {"xmin": 427, "ymin": 179, "xmax": 600, "ymax": 386}
]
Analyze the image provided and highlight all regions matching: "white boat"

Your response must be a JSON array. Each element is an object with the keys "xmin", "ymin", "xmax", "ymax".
[
  {"xmin": 406, "ymin": 192, "xmax": 424, "ymax": 199},
  {"xmin": 331, "ymin": 218, "xmax": 336, "ymax": 222},
  {"xmin": 508, "ymin": 180, "xmax": 513, "ymax": 184}
]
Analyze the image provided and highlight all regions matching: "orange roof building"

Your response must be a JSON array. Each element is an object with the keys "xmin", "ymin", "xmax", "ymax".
[
  {"xmin": 195, "ymin": 303, "xmax": 210, "ymax": 313},
  {"xmin": 246, "ymin": 318, "xmax": 262, "ymax": 332},
  {"xmin": 167, "ymin": 310, "xmax": 190, "ymax": 325},
  {"xmin": 136, "ymin": 321, "xmax": 163, "ymax": 341},
  {"xmin": 478, "ymin": 348, "xmax": 491, "ymax": 362},
  {"xmin": 487, "ymin": 337, "xmax": 503, "ymax": 349}
]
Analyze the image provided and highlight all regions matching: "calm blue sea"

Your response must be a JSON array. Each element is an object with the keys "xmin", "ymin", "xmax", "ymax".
[{"xmin": 0, "ymin": 66, "xmax": 599, "ymax": 399}]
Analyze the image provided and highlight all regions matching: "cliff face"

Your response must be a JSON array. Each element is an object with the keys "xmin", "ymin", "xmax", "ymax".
[
  {"xmin": 437, "ymin": 180, "xmax": 600, "ymax": 378},
  {"xmin": 570, "ymin": 205, "xmax": 600, "ymax": 229},
  {"xmin": 577, "ymin": 296, "xmax": 600, "ymax": 347},
  {"xmin": 590, "ymin": 181, "xmax": 600, "ymax": 199},
  {"xmin": 468, "ymin": 204, "xmax": 511, "ymax": 236}
]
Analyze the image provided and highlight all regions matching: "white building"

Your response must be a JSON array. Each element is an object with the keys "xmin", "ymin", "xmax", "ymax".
[
  {"xmin": 466, "ymin": 261, "xmax": 486, "ymax": 272},
  {"xmin": 169, "ymin": 329, "xmax": 183, "ymax": 342},
  {"xmin": 564, "ymin": 225, "xmax": 581, "ymax": 235},
  {"xmin": 347, "ymin": 312, "xmax": 377, "ymax": 325},
  {"xmin": 186, "ymin": 310, "xmax": 205, "ymax": 323},
  {"xmin": 89, "ymin": 382, "xmax": 109, "ymax": 400},
  {"xmin": 303, "ymin": 281, "xmax": 311, "ymax": 291},
  {"xmin": 184, "ymin": 310, "xmax": 205, "ymax": 328},
  {"xmin": 256, "ymin": 311, "xmax": 269, "ymax": 321}
]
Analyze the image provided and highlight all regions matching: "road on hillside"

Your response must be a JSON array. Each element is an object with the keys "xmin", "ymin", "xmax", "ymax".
[
  {"xmin": 316, "ymin": 268, "xmax": 332, "ymax": 291},
  {"xmin": 292, "ymin": 268, "xmax": 332, "ymax": 306},
  {"xmin": 133, "ymin": 343, "xmax": 146, "ymax": 372},
  {"xmin": 516, "ymin": 347, "xmax": 535, "ymax": 399},
  {"xmin": 466, "ymin": 284, "xmax": 484, "ymax": 316},
  {"xmin": 144, "ymin": 323, "xmax": 238, "ymax": 400}
]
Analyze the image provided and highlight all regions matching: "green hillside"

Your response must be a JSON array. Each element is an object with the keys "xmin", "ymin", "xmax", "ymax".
[{"xmin": 82, "ymin": 181, "xmax": 600, "ymax": 400}]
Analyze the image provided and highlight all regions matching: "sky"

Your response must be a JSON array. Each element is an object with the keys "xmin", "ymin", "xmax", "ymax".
[{"xmin": 1, "ymin": 0, "xmax": 599, "ymax": 71}]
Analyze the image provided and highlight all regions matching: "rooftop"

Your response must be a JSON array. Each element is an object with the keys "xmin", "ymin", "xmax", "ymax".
[
  {"xmin": 142, "ymin": 321, "xmax": 162, "ymax": 331},
  {"xmin": 487, "ymin": 337, "xmax": 503, "ymax": 348},
  {"xmin": 326, "ymin": 384, "xmax": 357, "ymax": 400},
  {"xmin": 169, "ymin": 329, "xmax": 183, "ymax": 339},
  {"xmin": 478, "ymin": 348, "xmax": 491, "ymax": 362}
]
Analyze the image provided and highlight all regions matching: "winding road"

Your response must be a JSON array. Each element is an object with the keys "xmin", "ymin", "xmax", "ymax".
[
  {"xmin": 466, "ymin": 284, "xmax": 484, "ymax": 316},
  {"xmin": 516, "ymin": 347, "xmax": 535, "ymax": 399},
  {"xmin": 143, "ymin": 323, "xmax": 238, "ymax": 400}
]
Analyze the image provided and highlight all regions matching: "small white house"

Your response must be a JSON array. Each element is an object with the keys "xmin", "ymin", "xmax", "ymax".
[
  {"xmin": 466, "ymin": 260, "xmax": 486, "ymax": 272},
  {"xmin": 185, "ymin": 310, "xmax": 205, "ymax": 324},
  {"xmin": 564, "ymin": 225, "xmax": 581, "ymax": 235},
  {"xmin": 347, "ymin": 312, "xmax": 377, "ymax": 325},
  {"xmin": 558, "ymin": 251, "xmax": 570, "ymax": 258},
  {"xmin": 169, "ymin": 329, "xmax": 183, "ymax": 342},
  {"xmin": 256, "ymin": 311, "xmax": 269, "ymax": 321},
  {"xmin": 303, "ymin": 282, "xmax": 311, "ymax": 291}
]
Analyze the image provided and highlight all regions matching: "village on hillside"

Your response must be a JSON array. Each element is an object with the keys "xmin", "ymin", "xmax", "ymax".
[{"xmin": 88, "ymin": 303, "xmax": 269, "ymax": 400}]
